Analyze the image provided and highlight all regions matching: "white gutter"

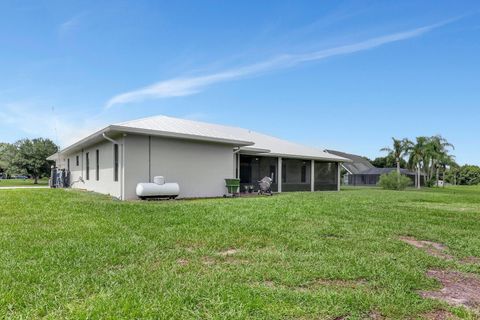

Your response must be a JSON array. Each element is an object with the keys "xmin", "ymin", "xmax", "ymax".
[{"xmin": 102, "ymin": 133, "xmax": 118, "ymax": 144}]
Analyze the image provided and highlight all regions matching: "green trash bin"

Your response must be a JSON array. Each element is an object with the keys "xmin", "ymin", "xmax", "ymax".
[{"xmin": 224, "ymin": 178, "xmax": 240, "ymax": 197}]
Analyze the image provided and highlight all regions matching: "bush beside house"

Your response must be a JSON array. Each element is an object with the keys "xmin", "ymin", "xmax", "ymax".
[{"xmin": 378, "ymin": 171, "xmax": 412, "ymax": 190}]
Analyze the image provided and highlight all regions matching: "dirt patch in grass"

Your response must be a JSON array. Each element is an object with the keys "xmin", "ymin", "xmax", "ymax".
[
  {"xmin": 399, "ymin": 236, "xmax": 453, "ymax": 260},
  {"xmin": 460, "ymin": 256, "xmax": 480, "ymax": 265},
  {"xmin": 201, "ymin": 257, "xmax": 216, "ymax": 266},
  {"xmin": 367, "ymin": 310, "xmax": 385, "ymax": 319},
  {"xmin": 299, "ymin": 278, "xmax": 367, "ymax": 291},
  {"xmin": 420, "ymin": 309, "xmax": 460, "ymax": 320},
  {"xmin": 218, "ymin": 248, "xmax": 240, "ymax": 256},
  {"xmin": 400, "ymin": 236, "xmax": 480, "ymax": 266},
  {"xmin": 201, "ymin": 252, "xmax": 248, "ymax": 266},
  {"xmin": 262, "ymin": 280, "xmax": 275, "ymax": 288},
  {"xmin": 224, "ymin": 256, "xmax": 249, "ymax": 265},
  {"xmin": 176, "ymin": 258, "xmax": 189, "ymax": 266},
  {"xmin": 256, "ymin": 278, "xmax": 368, "ymax": 293},
  {"xmin": 420, "ymin": 269, "xmax": 480, "ymax": 311}
]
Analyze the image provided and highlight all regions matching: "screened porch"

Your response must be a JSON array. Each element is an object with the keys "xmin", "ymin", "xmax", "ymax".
[{"xmin": 237, "ymin": 154, "xmax": 339, "ymax": 193}]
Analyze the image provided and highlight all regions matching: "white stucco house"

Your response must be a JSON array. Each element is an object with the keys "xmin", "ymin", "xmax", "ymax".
[{"xmin": 48, "ymin": 115, "xmax": 349, "ymax": 200}]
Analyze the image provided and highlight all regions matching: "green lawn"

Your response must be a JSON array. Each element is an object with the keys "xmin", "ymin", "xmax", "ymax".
[
  {"xmin": 0, "ymin": 178, "xmax": 48, "ymax": 187},
  {"xmin": 0, "ymin": 187, "xmax": 479, "ymax": 319}
]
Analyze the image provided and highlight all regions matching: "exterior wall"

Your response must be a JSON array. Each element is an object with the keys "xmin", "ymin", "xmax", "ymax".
[
  {"xmin": 62, "ymin": 140, "xmax": 121, "ymax": 198},
  {"xmin": 123, "ymin": 134, "xmax": 235, "ymax": 200}
]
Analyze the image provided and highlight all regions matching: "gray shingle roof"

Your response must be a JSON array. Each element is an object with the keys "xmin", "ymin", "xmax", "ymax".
[
  {"xmin": 359, "ymin": 167, "xmax": 417, "ymax": 176},
  {"xmin": 325, "ymin": 150, "xmax": 374, "ymax": 174}
]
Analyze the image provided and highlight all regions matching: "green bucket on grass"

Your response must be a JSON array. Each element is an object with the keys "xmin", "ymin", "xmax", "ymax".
[{"xmin": 225, "ymin": 178, "xmax": 240, "ymax": 194}]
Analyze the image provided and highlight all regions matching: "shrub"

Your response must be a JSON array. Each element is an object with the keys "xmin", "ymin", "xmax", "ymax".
[
  {"xmin": 378, "ymin": 171, "xmax": 412, "ymax": 190},
  {"xmin": 425, "ymin": 177, "xmax": 436, "ymax": 188},
  {"xmin": 457, "ymin": 165, "xmax": 480, "ymax": 185}
]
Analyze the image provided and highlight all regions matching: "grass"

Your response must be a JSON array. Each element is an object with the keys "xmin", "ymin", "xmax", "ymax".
[
  {"xmin": 0, "ymin": 178, "xmax": 48, "ymax": 187},
  {"xmin": 0, "ymin": 187, "xmax": 479, "ymax": 319}
]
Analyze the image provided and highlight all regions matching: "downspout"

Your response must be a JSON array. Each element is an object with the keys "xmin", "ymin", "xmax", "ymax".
[
  {"xmin": 148, "ymin": 136, "xmax": 152, "ymax": 183},
  {"xmin": 102, "ymin": 133, "xmax": 123, "ymax": 200},
  {"xmin": 122, "ymin": 135, "xmax": 126, "ymax": 200},
  {"xmin": 233, "ymin": 147, "xmax": 242, "ymax": 179},
  {"xmin": 102, "ymin": 133, "xmax": 118, "ymax": 144}
]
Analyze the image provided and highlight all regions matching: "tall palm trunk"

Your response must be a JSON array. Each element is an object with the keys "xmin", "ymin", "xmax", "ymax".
[
  {"xmin": 417, "ymin": 165, "xmax": 421, "ymax": 189},
  {"xmin": 396, "ymin": 158, "xmax": 401, "ymax": 184},
  {"xmin": 435, "ymin": 166, "xmax": 439, "ymax": 187},
  {"xmin": 442, "ymin": 168, "xmax": 446, "ymax": 188}
]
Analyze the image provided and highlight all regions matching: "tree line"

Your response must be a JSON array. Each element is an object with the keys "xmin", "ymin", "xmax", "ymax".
[
  {"xmin": 377, "ymin": 135, "xmax": 480, "ymax": 187},
  {"xmin": 0, "ymin": 138, "xmax": 58, "ymax": 184}
]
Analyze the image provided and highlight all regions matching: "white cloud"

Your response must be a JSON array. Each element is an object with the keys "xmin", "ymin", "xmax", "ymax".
[
  {"xmin": 106, "ymin": 19, "xmax": 453, "ymax": 109},
  {"xmin": 0, "ymin": 102, "xmax": 108, "ymax": 148},
  {"xmin": 59, "ymin": 14, "xmax": 83, "ymax": 36}
]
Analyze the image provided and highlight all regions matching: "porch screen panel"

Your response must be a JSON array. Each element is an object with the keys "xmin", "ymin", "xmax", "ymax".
[
  {"xmin": 314, "ymin": 161, "xmax": 338, "ymax": 191},
  {"xmin": 281, "ymin": 158, "xmax": 311, "ymax": 192},
  {"xmin": 239, "ymin": 155, "xmax": 278, "ymax": 192}
]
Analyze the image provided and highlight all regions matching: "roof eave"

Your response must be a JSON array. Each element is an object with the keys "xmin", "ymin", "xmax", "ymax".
[
  {"xmin": 110, "ymin": 125, "xmax": 254, "ymax": 147},
  {"xmin": 55, "ymin": 126, "xmax": 113, "ymax": 156},
  {"xmin": 55, "ymin": 125, "xmax": 255, "ymax": 156},
  {"xmin": 255, "ymin": 152, "xmax": 351, "ymax": 162},
  {"xmin": 239, "ymin": 146, "xmax": 272, "ymax": 154}
]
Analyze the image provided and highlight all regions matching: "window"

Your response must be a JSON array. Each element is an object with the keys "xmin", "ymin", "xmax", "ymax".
[
  {"xmin": 282, "ymin": 163, "xmax": 286, "ymax": 183},
  {"xmin": 114, "ymin": 144, "xmax": 119, "ymax": 182},
  {"xmin": 76, "ymin": 155, "xmax": 79, "ymax": 166},
  {"xmin": 96, "ymin": 149, "xmax": 99, "ymax": 181},
  {"xmin": 86, "ymin": 152, "xmax": 90, "ymax": 180},
  {"xmin": 301, "ymin": 163, "xmax": 307, "ymax": 183},
  {"xmin": 67, "ymin": 158, "xmax": 70, "ymax": 171}
]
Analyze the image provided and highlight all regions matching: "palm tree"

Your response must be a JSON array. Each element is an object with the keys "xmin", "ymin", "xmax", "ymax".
[
  {"xmin": 427, "ymin": 135, "xmax": 454, "ymax": 187},
  {"xmin": 438, "ymin": 153, "xmax": 456, "ymax": 187},
  {"xmin": 380, "ymin": 138, "xmax": 409, "ymax": 175},
  {"xmin": 448, "ymin": 162, "xmax": 460, "ymax": 186},
  {"xmin": 405, "ymin": 137, "xmax": 428, "ymax": 189}
]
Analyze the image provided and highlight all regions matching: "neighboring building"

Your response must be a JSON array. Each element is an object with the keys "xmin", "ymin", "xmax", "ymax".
[
  {"xmin": 48, "ymin": 115, "xmax": 349, "ymax": 200},
  {"xmin": 325, "ymin": 150, "xmax": 424, "ymax": 186}
]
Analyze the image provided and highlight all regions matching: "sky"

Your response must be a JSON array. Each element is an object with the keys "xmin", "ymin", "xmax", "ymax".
[{"xmin": 0, "ymin": 0, "xmax": 479, "ymax": 164}]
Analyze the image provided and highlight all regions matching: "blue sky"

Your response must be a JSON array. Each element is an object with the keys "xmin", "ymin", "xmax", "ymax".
[{"xmin": 1, "ymin": 1, "xmax": 479, "ymax": 164}]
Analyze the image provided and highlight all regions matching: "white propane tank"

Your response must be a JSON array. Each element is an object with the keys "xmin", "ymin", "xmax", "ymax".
[{"xmin": 136, "ymin": 176, "xmax": 180, "ymax": 199}]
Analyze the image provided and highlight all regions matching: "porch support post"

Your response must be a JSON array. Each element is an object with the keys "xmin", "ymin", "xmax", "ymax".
[
  {"xmin": 237, "ymin": 153, "xmax": 240, "ymax": 179},
  {"xmin": 337, "ymin": 162, "xmax": 341, "ymax": 191},
  {"xmin": 278, "ymin": 157, "xmax": 282, "ymax": 193},
  {"xmin": 310, "ymin": 159, "xmax": 315, "ymax": 192}
]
